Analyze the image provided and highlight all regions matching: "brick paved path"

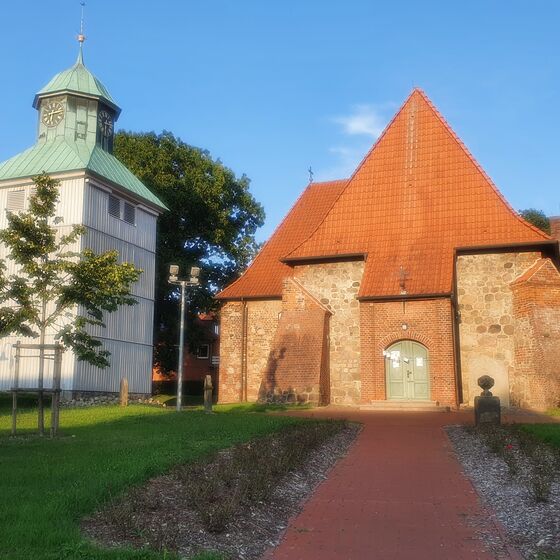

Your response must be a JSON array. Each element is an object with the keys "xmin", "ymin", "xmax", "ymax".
[{"xmin": 266, "ymin": 409, "xmax": 521, "ymax": 560}]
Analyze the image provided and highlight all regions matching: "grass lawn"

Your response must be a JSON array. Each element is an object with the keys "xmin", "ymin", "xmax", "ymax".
[
  {"xmin": 0, "ymin": 396, "xmax": 303, "ymax": 560},
  {"xmin": 520, "ymin": 422, "xmax": 560, "ymax": 449}
]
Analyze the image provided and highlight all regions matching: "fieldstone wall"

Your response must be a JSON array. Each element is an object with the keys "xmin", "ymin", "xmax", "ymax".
[
  {"xmin": 456, "ymin": 252, "xmax": 540, "ymax": 405},
  {"xmin": 62, "ymin": 391, "xmax": 151, "ymax": 406},
  {"xmin": 294, "ymin": 260, "xmax": 365, "ymax": 404}
]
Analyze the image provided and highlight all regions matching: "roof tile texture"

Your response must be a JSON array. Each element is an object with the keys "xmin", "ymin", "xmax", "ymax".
[
  {"xmin": 219, "ymin": 89, "xmax": 549, "ymax": 300},
  {"xmin": 217, "ymin": 180, "xmax": 347, "ymax": 299}
]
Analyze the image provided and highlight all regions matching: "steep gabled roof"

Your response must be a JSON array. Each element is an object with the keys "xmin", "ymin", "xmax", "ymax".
[
  {"xmin": 217, "ymin": 180, "xmax": 347, "ymax": 299},
  {"xmin": 219, "ymin": 89, "xmax": 550, "ymax": 300},
  {"xmin": 285, "ymin": 89, "xmax": 549, "ymax": 297}
]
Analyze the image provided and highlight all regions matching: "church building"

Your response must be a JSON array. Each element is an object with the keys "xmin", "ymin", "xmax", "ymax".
[
  {"xmin": 0, "ymin": 40, "xmax": 166, "ymax": 395},
  {"xmin": 217, "ymin": 89, "xmax": 560, "ymax": 411}
]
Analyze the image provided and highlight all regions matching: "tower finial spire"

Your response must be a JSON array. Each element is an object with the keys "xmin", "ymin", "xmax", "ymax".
[{"xmin": 76, "ymin": 2, "xmax": 86, "ymax": 64}]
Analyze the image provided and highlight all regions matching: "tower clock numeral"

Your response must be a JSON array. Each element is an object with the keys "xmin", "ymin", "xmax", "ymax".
[
  {"xmin": 97, "ymin": 110, "xmax": 113, "ymax": 137},
  {"xmin": 41, "ymin": 100, "xmax": 64, "ymax": 127}
]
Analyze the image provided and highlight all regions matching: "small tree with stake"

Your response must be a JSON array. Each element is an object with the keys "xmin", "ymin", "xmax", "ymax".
[{"xmin": 0, "ymin": 173, "xmax": 141, "ymax": 434}]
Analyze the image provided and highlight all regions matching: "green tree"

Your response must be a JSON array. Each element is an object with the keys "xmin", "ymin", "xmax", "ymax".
[
  {"xmin": 0, "ymin": 173, "xmax": 141, "ymax": 367},
  {"xmin": 519, "ymin": 208, "xmax": 551, "ymax": 234},
  {"xmin": 114, "ymin": 131, "xmax": 265, "ymax": 373}
]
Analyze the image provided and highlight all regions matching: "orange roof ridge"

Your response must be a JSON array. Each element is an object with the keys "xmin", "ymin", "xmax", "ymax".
[
  {"xmin": 284, "ymin": 90, "xmax": 420, "ymax": 260},
  {"xmin": 413, "ymin": 89, "xmax": 550, "ymax": 241}
]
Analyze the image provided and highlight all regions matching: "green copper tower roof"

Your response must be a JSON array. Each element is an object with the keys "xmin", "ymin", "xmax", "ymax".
[
  {"xmin": 0, "ymin": 43, "xmax": 167, "ymax": 211},
  {"xmin": 33, "ymin": 46, "xmax": 120, "ymax": 116},
  {"xmin": 0, "ymin": 140, "xmax": 167, "ymax": 210}
]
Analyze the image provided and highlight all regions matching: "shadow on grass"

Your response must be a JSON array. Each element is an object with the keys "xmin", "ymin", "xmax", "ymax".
[
  {"xmin": 0, "ymin": 404, "xmax": 302, "ymax": 560},
  {"xmin": 215, "ymin": 402, "xmax": 314, "ymax": 413}
]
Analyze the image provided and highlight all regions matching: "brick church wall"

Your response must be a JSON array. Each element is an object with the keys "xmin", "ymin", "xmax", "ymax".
[
  {"xmin": 218, "ymin": 299, "xmax": 281, "ymax": 403},
  {"xmin": 360, "ymin": 299, "xmax": 457, "ymax": 406},
  {"xmin": 293, "ymin": 261, "xmax": 365, "ymax": 404},
  {"xmin": 259, "ymin": 279, "xmax": 331, "ymax": 404},
  {"xmin": 456, "ymin": 252, "xmax": 540, "ymax": 405},
  {"xmin": 510, "ymin": 260, "xmax": 560, "ymax": 410},
  {"xmin": 550, "ymin": 216, "xmax": 560, "ymax": 241}
]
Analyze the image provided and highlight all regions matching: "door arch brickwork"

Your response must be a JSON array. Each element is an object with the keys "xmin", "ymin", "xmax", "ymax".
[{"xmin": 360, "ymin": 299, "xmax": 457, "ymax": 406}]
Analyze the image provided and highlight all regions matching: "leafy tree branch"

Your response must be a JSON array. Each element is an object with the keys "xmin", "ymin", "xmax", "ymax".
[{"xmin": 0, "ymin": 173, "xmax": 141, "ymax": 368}]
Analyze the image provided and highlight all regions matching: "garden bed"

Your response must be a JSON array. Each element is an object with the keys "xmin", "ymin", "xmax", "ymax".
[
  {"xmin": 84, "ymin": 420, "xmax": 360, "ymax": 559},
  {"xmin": 447, "ymin": 423, "xmax": 560, "ymax": 560}
]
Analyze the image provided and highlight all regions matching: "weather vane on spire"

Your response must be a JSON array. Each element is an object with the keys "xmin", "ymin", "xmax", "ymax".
[
  {"xmin": 77, "ymin": 2, "xmax": 86, "ymax": 44},
  {"xmin": 308, "ymin": 166, "xmax": 314, "ymax": 183}
]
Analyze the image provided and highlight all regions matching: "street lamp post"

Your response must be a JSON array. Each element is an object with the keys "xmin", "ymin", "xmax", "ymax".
[{"xmin": 168, "ymin": 265, "xmax": 200, "ymax": 411}]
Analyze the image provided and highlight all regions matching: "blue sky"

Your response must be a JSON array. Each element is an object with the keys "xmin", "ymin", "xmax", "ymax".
[{"xmin": 1, "ymin": 1, "xmax": 559, "ymax": 241}]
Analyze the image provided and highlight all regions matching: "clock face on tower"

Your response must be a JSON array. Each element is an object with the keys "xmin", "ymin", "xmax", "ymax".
[
  {"xmin": 41, "ymin": 100, "xmax": 64, "ymax": 127},
  {"xmin": 97, "ymin": 110, "xmax": 113, "ymax": 137}
]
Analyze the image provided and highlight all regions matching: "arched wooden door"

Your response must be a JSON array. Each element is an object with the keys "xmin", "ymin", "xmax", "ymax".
[{"xmin": 385, "ymin": 340, "xmax": 430, "ymax": 400}]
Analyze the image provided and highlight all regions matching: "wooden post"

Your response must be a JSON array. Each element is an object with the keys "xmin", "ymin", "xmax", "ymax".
[
  {"xmin": 204, "ymin": 375, "xmax": 213, "ymax": 413},
  {"xmin": 50, "ymin": 345, "xmax": 63, "ymax": 437},
  {"xmin": 11, "ymin": 342, "xmax": 21, "ymax": 437},
  {"xmin": 120, "ymin": 377, "xmax": 129, "ymax": 407}
]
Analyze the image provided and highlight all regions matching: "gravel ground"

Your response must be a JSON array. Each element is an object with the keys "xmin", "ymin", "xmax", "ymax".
[
  {"xmin": 446, "ymin": 425, "xmax": 560, "ymax": 559},
  {"xmin": 83, "ymin": 423, "xmax": 361, "ymax": 559}
]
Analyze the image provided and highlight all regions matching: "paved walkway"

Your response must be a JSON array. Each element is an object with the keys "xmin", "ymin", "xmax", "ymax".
[{"xmin": 266, "ymin": 409, "xmax": 522, "ymax": 560}]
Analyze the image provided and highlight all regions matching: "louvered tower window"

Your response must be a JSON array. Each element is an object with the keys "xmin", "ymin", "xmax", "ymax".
[
  {"xmin": 123, "ymin": 202, "xmax": 136, "ymax": 225},
  {"xmin": 107, "ymin": 193, "xmax": 136, "ymax": 225},
  {"xmin": 6, "ymin": 189, "xmax": 26, "ymax": 212},
  {"xmin": 108, "ymin": 194, "xmax": 121, "ymax": 218}
]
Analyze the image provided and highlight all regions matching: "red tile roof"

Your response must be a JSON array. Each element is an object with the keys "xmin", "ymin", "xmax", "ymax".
[
  {"xmin": 218, "ymin": 89, "xmax": 550, "ymax": 300},
  {"xmin": 217, "ymin": 179, "xmax": 347, "ymax": 299}
]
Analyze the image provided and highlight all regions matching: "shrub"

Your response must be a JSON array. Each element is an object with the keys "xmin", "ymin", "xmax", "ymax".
[{"xmin": 179, "ymin": 421, "xmax": 346, "ymax": 532}]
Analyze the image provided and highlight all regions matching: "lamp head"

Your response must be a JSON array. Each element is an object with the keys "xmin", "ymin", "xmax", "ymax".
[{"xmin": 169, "ymin": 264, "xmax": 179, "ymax": 282}]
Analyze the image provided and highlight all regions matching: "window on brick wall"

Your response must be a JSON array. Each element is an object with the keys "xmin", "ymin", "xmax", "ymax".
[{"xmin": 197, "ymin": 344, "xmax": 210, "ymax": 359}]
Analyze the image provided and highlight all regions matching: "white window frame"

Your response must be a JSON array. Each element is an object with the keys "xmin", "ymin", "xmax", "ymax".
[{"xmin": 197, "ymin": 344, "xmax": 210, "ymax": 359}]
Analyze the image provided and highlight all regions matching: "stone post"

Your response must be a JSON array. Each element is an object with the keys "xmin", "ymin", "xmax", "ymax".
[
  {"xmin": 474, "ymin": 375, "xmax": 501, "ymax": 425},
  {"xmin": 204, "ymin": 374, "xmax": 213, "ymax": 413},
  {"xmin": 120, "ymin": 377, "xmax": 129, "ymax": 407}
]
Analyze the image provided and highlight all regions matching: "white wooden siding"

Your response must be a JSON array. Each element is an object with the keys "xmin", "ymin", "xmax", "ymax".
[
  {"xmin": 0, "ymin": 175, "xmax": 157, "ymax": 395},
  {"xmin": 82, "ymin": 298, "xmax": 154, "ymax": 346},
  {"xmin": 81, "ymin": 228, "xmax": 156, "ymax": 300},
  {"xmin": 0, "ymin": 177, "xmax": 84, "ymax": 229},
  {"xmin": 0, "ymin": 334, "xmax": 76, "ymax": 391},
  {"xmin": 82, "ymin": 183, "xmax": 157, "ymax": 252},
  {"xmin": 73, "ymin": 339, "xmax": 153, "ymax": 394}
]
